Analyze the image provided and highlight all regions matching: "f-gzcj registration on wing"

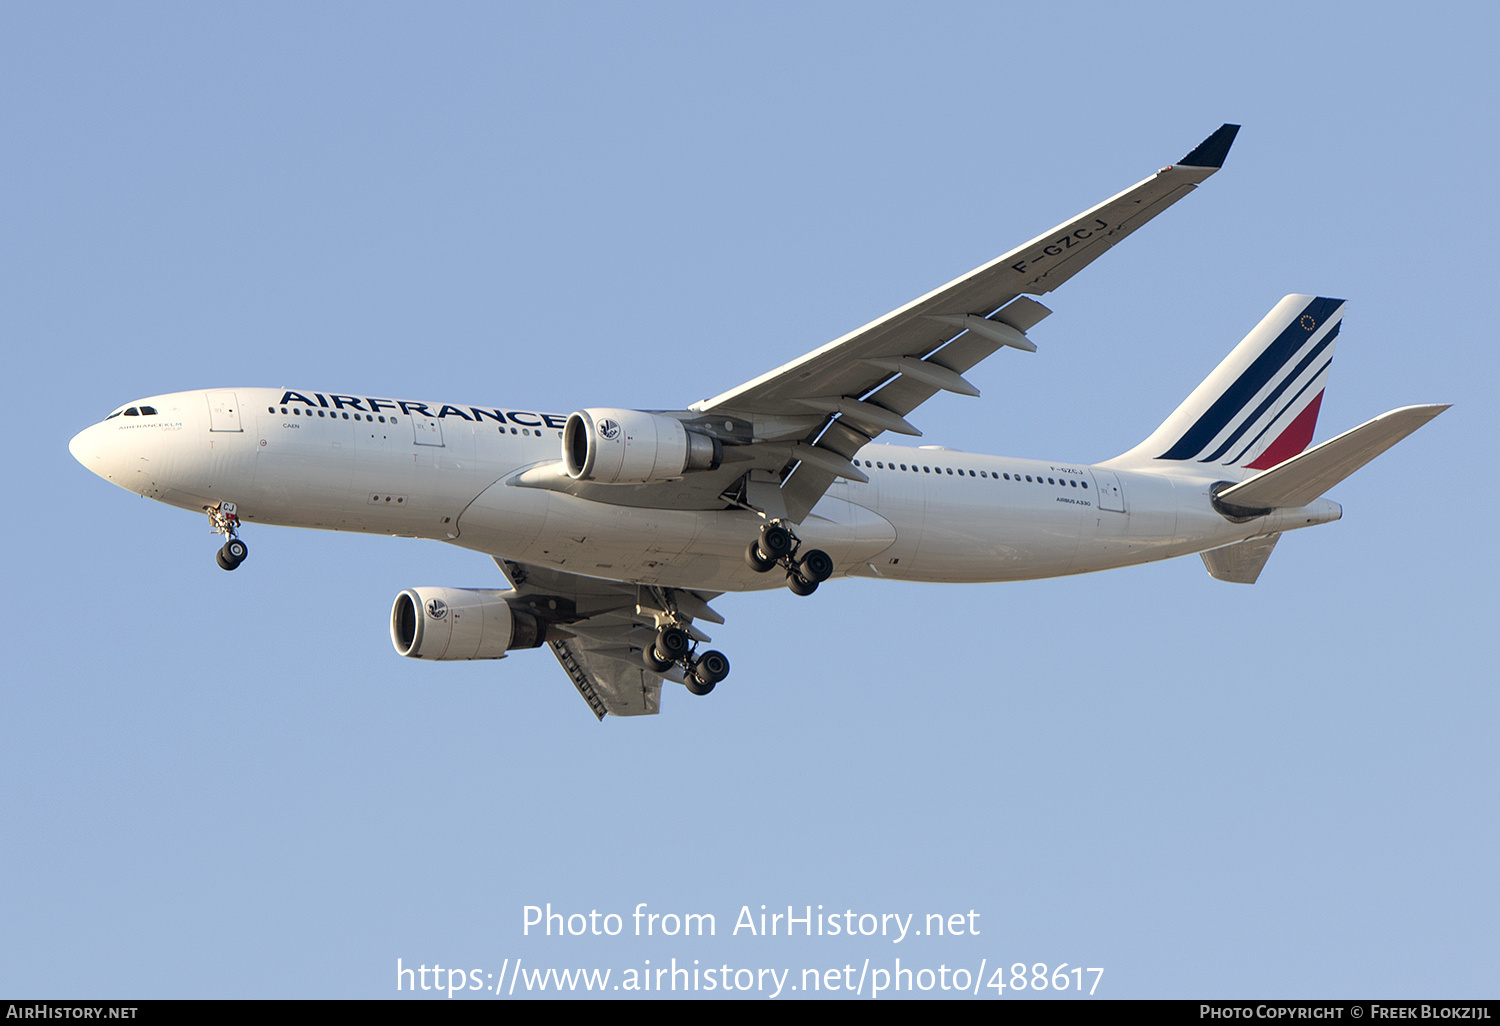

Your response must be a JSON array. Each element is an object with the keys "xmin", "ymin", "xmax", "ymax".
[{"xmin": 70, "ymin": 125, "xmax": 1447, "ymax": 719}]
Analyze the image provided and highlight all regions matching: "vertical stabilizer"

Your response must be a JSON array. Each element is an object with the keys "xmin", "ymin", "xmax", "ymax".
[{"xmin": 1111, "ymin": 295, "xmax": 1344, "ymax": 472}]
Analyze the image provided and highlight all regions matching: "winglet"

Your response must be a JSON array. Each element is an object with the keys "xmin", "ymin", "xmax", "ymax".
[{"xmin": 1179, "ymin": 124, "xmax": 1241, "ymax": 168}]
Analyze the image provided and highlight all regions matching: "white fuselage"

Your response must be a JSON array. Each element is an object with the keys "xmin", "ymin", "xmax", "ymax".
[{"xmin": 68, "ymin": 388, "xmax": 1341, "ymax": 590}]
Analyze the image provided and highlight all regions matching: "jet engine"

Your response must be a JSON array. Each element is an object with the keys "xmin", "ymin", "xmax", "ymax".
[
  {"xmin": 390, "ymin": 587, "xmax": 548, "ymax": 660},
  {"xmin": 562, "ymin": 408, "xmax": 721, "ymax": 484}
]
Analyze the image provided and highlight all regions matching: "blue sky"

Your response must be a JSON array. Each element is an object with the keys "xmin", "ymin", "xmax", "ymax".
[{"xmin": 3, "ymin": 2, "xmax": 1495, "ymax": 999}]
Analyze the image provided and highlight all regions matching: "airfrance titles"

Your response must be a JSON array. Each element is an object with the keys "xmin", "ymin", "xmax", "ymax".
[{"xmin": 276, "ymin": 391, "xmax": 567, "ymax": 429}]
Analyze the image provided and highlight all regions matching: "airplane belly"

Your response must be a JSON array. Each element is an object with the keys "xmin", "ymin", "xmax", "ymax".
[
  {"xmin": 451, "ymin": 485, "xmax": 896, "ymax": 593},
  {"xmin": 649, "ymin": 497, "xmax": 895, "ymax": 591}
]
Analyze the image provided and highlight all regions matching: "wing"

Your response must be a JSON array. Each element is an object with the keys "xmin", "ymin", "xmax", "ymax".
[
  {"xmin": 497, "ymin": 559, "xmax": 724, "ymax": 720},
  {"xmin": 688, "ymin": 124, "xmax": 1241, "ymax": 520},
  {"xmin": 511, "ymin": 125, "xmax": 1239, "ymax": 523}
]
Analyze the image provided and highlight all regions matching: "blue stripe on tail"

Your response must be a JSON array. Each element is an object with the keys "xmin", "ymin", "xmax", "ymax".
[{"xmin": 1156, "ymin": 296, "xmax": 1343, "ymax": 461}]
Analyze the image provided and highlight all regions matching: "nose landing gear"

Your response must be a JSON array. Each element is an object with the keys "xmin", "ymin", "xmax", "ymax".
[
  {"xmin": 744, "ymin": 520, "xmax": 833, "ymax": 595},
  {"xmin": 206, "ymin": 502, "xmax": 248, "ymax": 571}
]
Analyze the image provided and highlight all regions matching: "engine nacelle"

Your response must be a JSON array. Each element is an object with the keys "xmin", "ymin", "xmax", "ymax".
[
  {"xmin": 390, "ymin": 587, "xmax": 548, "ymax": 661},
  {"xmin": 563, "ymin": 408, "xmax": 721, "ymax": 484}
]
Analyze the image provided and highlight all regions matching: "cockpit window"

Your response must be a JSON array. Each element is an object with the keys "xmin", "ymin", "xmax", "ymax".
[
  {"xmin": 140, "ymin": 406, "xmax": 157, "ymax": 415},
  {"xmin": 124, "ymin": 408, "xmax": 140, "ymax": 416}
]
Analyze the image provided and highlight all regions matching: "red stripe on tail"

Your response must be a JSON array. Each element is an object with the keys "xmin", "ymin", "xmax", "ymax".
[{"xmin": 1245, "ymin": 390, "xmax": 1324, "ymax": 470}]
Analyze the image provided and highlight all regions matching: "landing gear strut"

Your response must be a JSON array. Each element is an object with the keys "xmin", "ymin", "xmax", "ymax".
[
  {"xmin": 637, "ymin": 591, "xmax": 731, "ymax": 698},
  {"xmin": 643, "ymin": 624, "xmax": 730, "ymax": 696},
  {"xmin": 744, "ymin": 519, "xmax": 832, "ymax": 595},
  {"xmin": 206, "ymin": 502, "xmax": 248, "ymax": 571}
]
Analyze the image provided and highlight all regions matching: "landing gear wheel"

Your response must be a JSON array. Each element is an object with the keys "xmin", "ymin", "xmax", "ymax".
[
  {"xmin": 685, "ymin": 676, "xmax": 716, "ymax": 696},
  {"xmin": 642, "ymin": 646, "xmax": 672, "ymax": 673},
  {"xmin": 207, "ymin": 503, "xmax": 246, "ymax": 571},
  {"xmin": 787, "ymin": 573, "xmax": 818, "ymax": 596},
  {"xmin": 693, "ymin": 650, "xmax": 730, "ymax": 686},
  {"xmin": 653, "ymin": 625, "xmax": 692, "ymax": 663},
  {"xmin": 745, "ymin": 539, "xmax": 776, "ymax": 573},
  {"xmin": 756, "ymin": 523, "xmax": 795, "ymax": 562},
  {"xmin": 216, "ymin": 541, "xmax": 245, "ymax": 571},
  {"xmin": 798, "ymin": 548, "xmax": 833, "ymax": 583}
]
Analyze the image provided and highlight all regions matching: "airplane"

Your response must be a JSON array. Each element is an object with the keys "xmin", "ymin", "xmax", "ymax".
[{"xmin": 68, "ymin": 124, "xmax": 1447, "ymax": 720}]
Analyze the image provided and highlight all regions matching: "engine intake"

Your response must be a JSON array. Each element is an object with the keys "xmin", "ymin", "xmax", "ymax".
[
  {"xmin": 390, "ymin": 587, "xmax": 548, "ymax": 660},
  {"xmin": 563, "ymin": 408, "xmax": 721, "ymax": 484}
]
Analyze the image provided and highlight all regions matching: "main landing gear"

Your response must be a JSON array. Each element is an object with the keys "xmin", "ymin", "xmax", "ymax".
[
  {"xmin": 207, "ymin": 502, "xmax": 249, "ymax": 571},
  {"xmin": 642, "ymin": 623, "xmax": 731, "ymax": 696},
  {"xmin": 744, "ymin": 520, "xmax": 833, "ymax": 595}
]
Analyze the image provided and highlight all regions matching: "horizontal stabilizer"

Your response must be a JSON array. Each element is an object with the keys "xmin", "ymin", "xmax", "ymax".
[
  {"xmin": 1201, "ymin": 533, "xmax": 1279, "ymax": 584},
  {"xmin": 1216, "ymin": 404, "xmax": 1449, "ymax": 511}
]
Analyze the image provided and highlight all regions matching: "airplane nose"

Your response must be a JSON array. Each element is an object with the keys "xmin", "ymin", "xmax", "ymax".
[
  {"xmin": 69, "ymin": 425, "xmax": 97, "ymax": 467},
  {"xmin": 69, "ymin": 423, "xmax": 114, "ymax": 482}
]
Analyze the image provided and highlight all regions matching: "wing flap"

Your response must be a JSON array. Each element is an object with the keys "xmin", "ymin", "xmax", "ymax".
[
  {"xmin": 1216, "ymin": 404, "xmax": 1449, "ymax": 510},
  {"xmin": 549, "ymin": 638, "xmax": 663, "ymax": 719},
  {"xmin": 496, "ymin": 559, "xmax": 720, "ymax": 720}
]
